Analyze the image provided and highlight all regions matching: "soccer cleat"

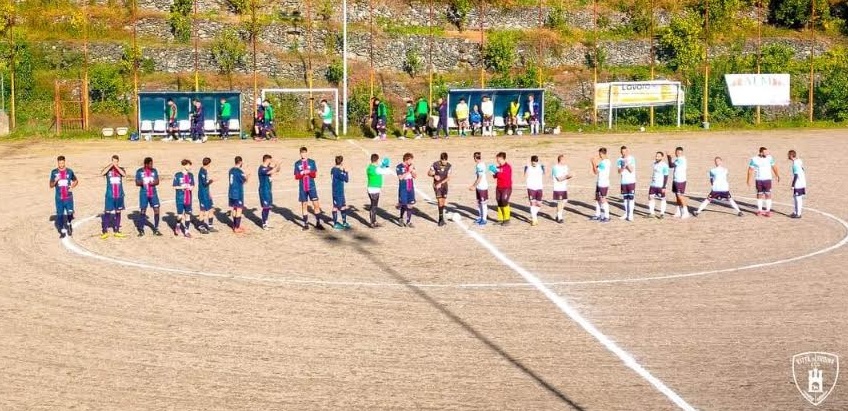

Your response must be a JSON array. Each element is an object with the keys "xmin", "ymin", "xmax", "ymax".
[
  {"xmin": 208, "ymin": 226, "xmax": 219, "ymax": 233},
  {"xmin": 184, "ymin": 231, "xmax": 192, "ymax": 238},
  {"xmin": 755, "ymin": 211, "xmax": 765, "ymax": 217},
  {"xmin": 765, "ymin": 211, "xmax": 773, "ymax": 217},
  {"xmin": 531, "ymin": 219, "xmax": 539, "ymax": 227},
  {"xmin": 60, "ymin": 229, "xmax": 67, "ymax": 239},
  {"xmin": 791, "ymin": 214, "xmax": 801, "ymax": 219},
  {"xmin": 262, "ymin": 224, "xmax": 270, "ymax": 231},
  {"xmin": 406, "ymin": 222, "xmax": 415, "ymax": 228},
  {"xmin": 343, "ymin": 222, "xmax": 351, "ymax": 229},
  {"xmin": 737, "ymin": 212, "xmax": 744, "ymax": 217},
  {"xmin": 438, "ymin": 220, "xmax": 446, "ymax": 227},
  {"xmin": 599, "ymin": 217, "xmax": 610, "ymax": 223},
  {"xmin": 315, "ymin": 223, "xmax": 326, "ymax": 231},
  {"xmin": 153, "ymin": 229, "xmax": 163, "ymax": 236},
  {"xmin": 113, "ymin": 232, "xmax": 126, "ymax": 239},
  {"xmin": 100, "ymin": 232, "xmax": 110, "ymax": 240},
  {"xmin": 681, "ymin": 214, "xmax": 691, "ymax": 220},
  {"xmin": 199, "ymin": 228, "xmax": 209, "ymax": 235},
  {"xmin": 475, "ymin": 220, "xmax": 487, "ymax": 226},
  {"xmin": 333, "ymin": 222, "xmax": 344, "ymax": 230},
  {"xmin": 137, "ymin": 230, "xmax": 145, "ymax": 237},
  {"xmin": 399, "ymin": 221, "xmax": 407, "ymax": 228},
  {"xmin": 302, "ymin": 224, "xmax": 309, "ymax": 231},
  {"xmin": 657, "ymin": 214, "xmax": 664, "ymax": 219},
  {"xmin": 173, "ymin": 228, "xmax": 180, "ymax": 236},
  {"xmin": 589, "ymin": 216, "xmax": 600, "ymax": 221},
  {"xmin": 370, "ymin": 222, "xmax": 381, "ymax": 228},
  {"xmin": 501, "ymin": 219, "xmax": 510, "ymax": 226},
  {"xmin": 645, "ymin": 214, "xmax": 655, "ymax": 219}
]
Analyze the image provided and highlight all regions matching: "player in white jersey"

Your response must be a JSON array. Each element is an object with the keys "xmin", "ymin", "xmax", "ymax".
[
  {"xmin": 667, "ymin": 147, "xmax": 691, "ymax": 219},
  {"xmin": 551, "ymin": 154, "xmax": 573, "ymax": 224},
  {"xmin": 647, "ymin": 152, "xmax": 669, "ymax": 219},
  {"xmin": 617, "ymin": 146, "xmax": 637, "ymax": 221},
  {"xmin": 468, "ymin": 151, "xmax": 490, "ymax": 226},
  {"xmin": 591, "ymin": 147, "xmax": 611, "ymax": 222},
  {"xmin": 788, "ymin": 150, "xmax": 806, "ymax": 219},
  {"xmin": 747, "ymin": 146, "xmax": 781, "ymax": 217},
  {"xmin": 524, "ymin": 155, "xmax": 545, "ymax": 226},
  {"xmin": 694, "ymin": 157, "xmax": 743, "ymax": 217}
]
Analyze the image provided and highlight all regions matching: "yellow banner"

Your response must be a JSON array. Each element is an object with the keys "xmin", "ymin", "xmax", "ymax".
[{"xmin": 594, "ymin": 82, "xmax": 681, "ymax": 109}]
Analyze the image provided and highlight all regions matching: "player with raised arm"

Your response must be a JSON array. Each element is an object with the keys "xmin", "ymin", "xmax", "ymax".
[
  {"xmin": 491, "ymin": 152, "xmax": 513, "ymax": 225},
  {"xmin": 551, "ymin": 154, "xmax": 573, "ymax": 224},
  {"xmin": 667, "ymin": 147, "xmax": 691, "ymax": 219},
  {"xmin": 100, "ymin": 155, "xmax": 127, "ymax": 239},
  {"xmin": 591, "ymin": 148, "xmax": 611, "ymax": 222},
  {"xmin": 397, "ymin": 153, "xmax": 418, "ymax": 227},
  {"xmin": 172, "ymin": 159, "xmax": 196, "ymax": 237},
  {"xmin": 135, "ymin": 157, "xmax": 163, "ymax": 236},
  {"xmin": 330, "ymin": 156, "xmax": 351, "ymax": 230},
  {"xmin": 228, "ymin": 156, "xmax": 249, "ymax": 233},
  {"xmin": 258, "ymin": 154, "xmax": 281, "ymax": 230},
  {"xmin": 428, "ymin": 152, "xmax": 453, "ymax": 226},
  {"xmin": 524, "ymin": 155, "xmax": 545, "ymax": 226},
  {"xmin": 617, "ymin": 146, "xmax": 637, "ymax": 222},
  {"xmin": 365, "ymin": 154, "xmax": 395, "ymax": 228},
  {"xmin": 49, "ymin": 155, "xmax": 79, "ymax": 238},
  {"xmin": 295, "ymin": 147, "xmax": 325, "ymax": 231},
  {"xmin": 747, "ymin": 146, "xmax": 780, "ymax": 217},
  {"xmin": 694, "ymin": 157, "xmax": 743, "ymax": 217},
  {"xmin": 788, "ymin": 150, "xmax": 806, "ymax": 219},
  {"xmin": 197, "ymin": 157, "xmax": 215, "ymax": 234},
  {"xmin": 647, "ymin": 152, "xmax": 670, "ymax": 219},
  {"xmin": 468, "ymin": 152, "xmax": 489, "ymax": 226}
]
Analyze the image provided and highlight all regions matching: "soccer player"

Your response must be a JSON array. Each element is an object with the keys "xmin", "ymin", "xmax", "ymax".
[
  {"xmin": 397, "ymin": 153, "xmax": 418, "ymax": 227},
  {"xmin": 491, "ymin": 152, "xmax": 513, "ymax": 225},
  {"xmin": 135, "ymin": 157, "xmax": 163, "ymax": 236},
  {"xmin": 617, "ymin": 146, "xmax": 637, "ymax": 221},
  {"xmin": 258, "ymin": 154, "xmax": 281, "ymax": 230},
  {"xmin": 481, "ymin": 95, "xmax": 494, "ymax": 136},
  {"xmin": 165, "ymin": 98, "xmax": 178, "ymax": 141},
  {"xmin": 365, "ymin": 153, "xmax": 395, "ymax": 228},
  {"xmin": 49, "ymin": 155, "xmax": 78, "ymax": 238},
  {"xmin": 788, "ymin": 150, "xmax": 806, "ymax": 219},
  {"xmin": 228, "ymin": 156, "xmax": 249, "ymax": 233},
  {"xmin": 294, "ymin": 147, "xmax": 325, "ymax": 230},
  {"xmin": 414, "ymin": 96, "xmax": 429, "ymax": 138},
  {"xmin": 507, "ymin": 98, "xmax": 520, "ymax": 135},
  {"xmin": 667, "ymin": 147, "xmax": 690, "ymax": 219},
  {"xmin": 263, "ymin": 100, "xmax": 276, "ymax": 140},
  {"xmin": 375, "ymin": 97, "xmax": 389, "ymax": 140},
  {"xmin": 197, "ymin": 157, "xmax": 216, "ymax": 234},
  {"xmin": 402, "ymin": 99, "xmax": 415, "ymax": 139},
  {"xmin": 100, "ymin": 155, "xmax": 127, "ymax": 239},
  {"xmin": 173, "ymin": 159, "xmax": 196, "ymax": 237},
  {"xmin": 694, "ymin": 157, "xmax": 743, "ymax": 217},
  {"xmin": 591, "ymin": 147, "xmax": 611, "ymax": 222},
  {"xmin": 526, "ymin": 94, "xmax": 540, "ymax": 135},
  {"xmin": 427, "ymin": 152, "xmax": 453, "ymax": 226},
  {"xmin": 219, "ymin": 97, "xmax": 232, "ymax": 139},
  {"xmin": 469, "ymin": 104, "xmax": 482, "ymax": 136},
  {"xmin": 524, "ymin": 155, "xmax": 545, "ymax": 226},
  {"xmin": 190, "ymin": 99, "xmax": 206, "ymax": 143},
  {"xmin": 468, "ymin": 152, "xmax": 489, "ymax": 226},
  {"xmin": 435, "ymin": 97, "xmax": 449, "ymax": 139},
  {"xmin": 331, "ymin": 156, "xmax": 351, "ymax": 230},
  {"xmin": 647, "ymin": 151, "xmax": 669, "ymax": 219},
  {"xmin": 747, "ymin": 146, "xmax": 780, "ymax": 217},
  {"xmin": 318, "ymin": 99, "xmax": 338, "ymax": 139},
  {"xmin": 551, "ymin": 154, "xmax": 573, "ymax": 223},
  {"xmin": 455, "ymin": 98, "xmax": 470, "ymax": 137}
]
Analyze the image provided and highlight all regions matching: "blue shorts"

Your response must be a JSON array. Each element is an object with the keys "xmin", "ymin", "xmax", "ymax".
[
  {"xmin": 199, "ymin": 194, "xmax": 213, "ymax": 211},
  {"xmin": 298, "ymin": 186, "xmax": 319, "ymax": 203},
  {"xmin": 404, "ymin": 120, "xmax": 415, "ymax": 128},
  {"xmin": 333, "ymin": 195, "xmax": 346, "ymax": 209},
  {"xmin": 260, "ymin": 191, "xmax": 273, "ymax": 209},
  {"xmin": 55, "ymin": 196, "xmax": 75, "ymax": 216},
  {"xmin": 398, "ymin": 188, "xmax": 416, "ymax": 205},
  {"xmin": 229, "ymin": 197, "xmax": 244, "ymax": 209},
  {"xmin": 105, "ymin": 196, "xmax": 126, "ymax": 212},
  {"xmin": 176, "ymin": 201, "xmax": 193, "ymax": 215},
  {"xmin": 140, "ymin": 193, "xmax": 160, "ymax": 209}
]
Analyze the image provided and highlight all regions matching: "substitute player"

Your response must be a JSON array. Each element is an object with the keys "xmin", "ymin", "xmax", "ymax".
[
  {"xmin": 228, "ymin": 156, "xmax": 249, "ymax": 233},
  {"xmin": 747, "ymin": 146, "xmax": 780, "ymax": 217},
  {"xmin": 164, "ymin": 98, "xmax": 179, "ymax": 141},
  {"xmin": 365, "ymin": 154, "xmax": 395, "ymax": 228},
  {"xmin": 397, "ymin": 153, "xmax": 418, "ymax": 227},
  {"xmin": 49, "ymin": 155, "xmax": 78, "ymax": 238},
  {"xmin": 295, "ymin": 147, "xmax": 325, "ymax": 231},
  {"xmin": 667, "ymin": 147, "xmax": 690, "ymax": 219},
  {"xmin": 100, "ymin": 155, "xmax": 127, "ymax": 239},
  {"xmin": 468, "ymin": 152, "xmax": 489, "ymax": 226},
  {"xmin": 491, "ymin": 152, "xmax": 513, "ymax": 225},
  {"xmin": 694, "ymin": 157, "xmax": 743, "ymax": 217},
  {"xmin": 788, "ymin": 150, "xmax": 806, "ymax": 219},
  {"xmin": 591, "ymin": 147, "xmax": 611, "ymax": 222},
  {"xmin": 551, "ymin": 154, "xmax": 573, "ymax": 224},
  {"xmin": 647, "ymin": 151, "xmax": 670, "ymax": 219},
  {"xmin": 524, "ymin": 155, "xmax": 545, "ymax": 226},
  {"xmin": 197, "ymin": 157, "xmax": 216, "ymax": 234},
  {"xmin": 259, "ymin": 154, "xmax": 281, "ymax": 230},
  {"xmin": 617, "ymin": 146, "xmax": 637, "ymax": 222},
  {"xmin": 427, "ymin": 152, "xmax": 453, "ymax": 226},
  {"xmin": 135, "ymin": 157, "xmax": 163, "ymax": 236},
  {"xmin": 481, "ymin": 95, "xmax": 494, "ymax": 136},
  {"xmin": 172, "ymin": 159, "xmax": 196, "ymax": 238},
  {"xmin": 331, "ymin": 156, "xmax": 351, "ymax": 230}
]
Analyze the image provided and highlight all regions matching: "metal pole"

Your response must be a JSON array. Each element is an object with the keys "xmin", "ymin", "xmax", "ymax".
[
  {"xmin": 252, "ymin": 0, "xmax": 257, "ymax": 125},
  {"xmin": 342, "ymin": 0, "xmax": 348, "ymax": 135},
  {"xmin": 755, "ymin": 0, "xmax": 761, "ymax": 124},
  {"xmin": 479, "ymin": 1, "xmax": 485, "ymax": 88},
  {"xmin": 8, "ymin": 6, "xmax": 15, "ymax": 131},
  {"xmin": 428, "ymin": 0, "xmax": 433, "ymax": 110},
  {"xmin": 82, "ymin": 2, "xmax": 90, "ymax": 130},
  {"xmin": 369, "ymin": 0, "xmax": 374, "ymax": 102},
  {"xmin": 306, "ymin": 0, "xmax": 314, "ymax": 126},
  {"xmin": 592, "ymin": 0, "xmax": 598, "ymax": 126},
  {"xmin": 702, "ymin": 0, "xmax": 710, "ymax": 128},
  {"xmin": 193, "ymin": 0, "xmax": 199, "ymax": 92},
  {"xmin": 808, "ymin": 0, "xmax": 815, "ymax": 123},
  {"xmin": 649, "ymin": 0, "xmax": 655, "ymax": 127},
  {"xmin": 131, "ymin": 0, "xmax": 139, "ymax": 131},
  {"xmin": 537, "ymin": 0, "xmax": 543, "ymax": 87}
]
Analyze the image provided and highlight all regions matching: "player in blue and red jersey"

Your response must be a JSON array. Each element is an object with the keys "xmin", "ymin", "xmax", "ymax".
[
  {"xmin": 294, "ymin": 146, "xmax": 325, "ymax": 231},
  {"xmin": 100, "ymin": 154, "xmax": 127, "ymax": 239},
  {"xmin": 396, "ymin": 152, "xmax": 418, "ymax": 227},
  {"xmin": 172, "ymin": 159, "xmax": 196, "ymax": 238},
  {"xmin": 228, "ymin": 156, "xmax": 249, "ymax": 233},
  {"xmin": 197, "ymin": 157, "xmax": 216, "ymax": 234},
  {"xmin": 49, "ymin": 155, "xmax": 79, "ymax": 239},
  {"xmin": 135, "ymin": 157, "xmax": 163, "ymax": 237},
  {"xmin": 330, "ymin": 155, "xmax": 350, "ymax": 230},
  {"xmin": 258, "ymin": 154, "xmax": 281, "ymax": 230}
]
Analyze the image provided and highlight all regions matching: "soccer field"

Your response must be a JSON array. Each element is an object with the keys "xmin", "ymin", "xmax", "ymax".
[{"xmin": 1, "ymin": 130, "xmax": 846, "ymax": 410}]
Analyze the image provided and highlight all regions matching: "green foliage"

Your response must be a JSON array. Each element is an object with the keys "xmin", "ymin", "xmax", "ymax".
[
  {"xmin": 584, "ymin": 43, "xmax": 607, "ymax": 71},
  {"xmin": 0, "ymin": 37, "xmax": 37, "ymax": 100},
  {"xmin": 692, "ymin": 0, "xmax": 743, "ymax": 32},
  {"xmin": 226, "ymin": 0, "xmax": 248, "ymax": 14},
  {"xmin": 168, "ymin": 0, "xmax": 192, "ymax": 43},
  {"xmin": 120, "ymin": 44, "xmax": 154, "ymax": 76},
  {"xmin": 483, "ymin": 30, "xmax": 521, "ymax": 75},
  {"xmin": 543, "ymin": 95, "xmax": 577, "ymax": 130},
  {"xmin": 815, "ymin": 48, "xmax": 848, "ymax": 121},
  {"xmin": 768, "ymin": 0, "xmax": 831, "ymax": 29},
  {"xmin": 403, "ymin": 48, "xmax": 422, "ymax": 78},
  {"xmin": 325, "ymin": 59, "xmax": 343, "ymax": 85},
  {"xmin": 447, "ymin": 0, "xmax": 473, "ymax": 31},
  {"xmin": 545, "ymin": 3, "xmax": 568, "ymax": 30},
  {"xmin": 347, "ymin": 84, "xmax": 393, "ymax": 137},
  {"xmin": 317, "ymin": 0, "xmax": 335, "ymax": 21},
  {"xmin": 657, "ymin": 12, "xmax": 704, "ymax": 73},
  {"xmin": 89, "ymin": 62, "xmax": 130, "ymax": 114},
  {"xmin": 211, "ymin": 28, "xmax": 246, "ymax": 86}
]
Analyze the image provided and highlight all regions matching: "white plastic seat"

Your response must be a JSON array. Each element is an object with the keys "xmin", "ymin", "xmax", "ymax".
[
  {"xmin": 116, "ymin": 127, "xmax": 129, "ymax": 136},
  {"xmin": 140, "ymin": 120, "xmax": 153, "ymax": 133},
  {"xmin": 493, "ymin": 116, "xmax": 506, "ymax": 128},
  {"xmin": 228, "ymin": 119, "xmax": 241, "ymax": 131},
  {"xmin": 178, "ymin": 120, "xmax": 191, "ymax": 132},
  {"xmin": 152, "ymin": 120, "xmax": 167, "ymax": 134},
  {"xmin": 101, "ymin": 128, "xmax": 115, "ymax": 138},
  {"xmin": 203, "ymin": 119, "xmax": 217, "ymax": 134},
  {"xmin": 448, "ymin": 118, "xmax": 458, "ymax": 129}
]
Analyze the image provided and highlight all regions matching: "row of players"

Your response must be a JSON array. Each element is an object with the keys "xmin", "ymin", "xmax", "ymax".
[{"xmin": 48, "ymin": 146, "xmax": 807, "ymax": 239}]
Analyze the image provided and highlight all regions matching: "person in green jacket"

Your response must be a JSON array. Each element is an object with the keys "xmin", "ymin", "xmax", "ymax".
[
  {"xmin": 318, "ymin": 99, "xmax": 337, "ymax": 139},
  {"xmin": 402, "ymin": 99, "xmax": 415, "ymax": 139},
  {"xmin": 262, "ymin": 100, "xmax": 276, "ymax": 140},
  {"xmin": 374, "ymin": 97, "xmax": 388, "ymax": 140},
  {"xmin": 219, "ymin": 97, "xmax": 232, "ymax": 140},
  {"xmin": 365, "ymin": 153, "xmax": 395, "ymax": 228},
  {"xmin": 414, "ymin": 96, "xmax": 429, "ymax": 138}
]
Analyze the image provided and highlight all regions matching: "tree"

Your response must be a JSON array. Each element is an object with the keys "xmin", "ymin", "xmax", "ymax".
[
  {"xmin": 402, "ymin": 48, "xmax": 422, "ymax": 78},
  {"xmin": 482, "ymin": 30, "xmax": 520, "ymax": 75},
  {"xmin": 768, "ymin": 0, "xmax": 831, "ymax": 29},
  {"xmin": 168, "ymin": 0, "xmax": 192, "ymax": 43},
  {"xmin": 211, "ymin": 28, "xmax": 246, "ymax": 88},
  {"xmin": 325, "ymin": 59, "xmax": 343, "ymax": 85},
  {"xmin": 657, "ymin": 12, "xmax": 705, "ymax": 73}
]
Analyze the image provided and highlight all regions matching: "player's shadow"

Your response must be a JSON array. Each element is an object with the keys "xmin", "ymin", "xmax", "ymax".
[
  {"xmin": 271, "ymin": 205, "xmax": 301, "ymax": 227},
  {"xmin": 507, "ymin": 202, "xmax": 548, "ymax": 223},
  {"xmin": 544, "ymin": 200, "xmax": 596, "ymax": 219},
  {"xmin": 242, "ymin": 208, "xmax": 264, "ymax": 228},
  {"xmin": 161, "ymin": 212, "xmax": 178, "ymax": 231},
  {"xmin": 410, "ymin": 205, "xmax": 439, "ymax": 224},
  {"xmin": 448, "ymin": 203, "xmax": 482, "ymax": 220},
  {"xmin": 344, "ymin": 206, "xmax": 372, "ymax": 227},
  {"xmin": 213, "ymin": 208, "xmax": 233, "ymax": 228},
  {"xmin": 606, "ymin": 197, "xmax": 647, "ymax": 218},
  {"xmin": 364, "ymin": 202, "xmax": 403, "ymax": 227},
  {"xmin": 315, "ymin": 232, "xmax": 587, "ymax": 411}
]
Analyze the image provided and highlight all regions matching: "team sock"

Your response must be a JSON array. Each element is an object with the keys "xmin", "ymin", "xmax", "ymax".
[
  {"xmin": 595, "ymin": 202, "xmax": 601, "ymax": 218},
  {"xmin": 332, "ymin": 211, "xmax": 339, "ymax": 224},
  {"xmin": 302, "ymin": 214, "xmax": 309, "ymax": 225},
  {"xmin": 406, "ymin": 207, "xmax": 412, "ymax": 224},
  {"xmin": 648, "ymin": 199, "xmax": 656, "ymax": 215},
  {"xmin": 765, "ymin": 199, "xmax": 773, "ymax": 212},
  {"xmin": 627, "ymin": 199, "xmax": 635, "ymax": 219},
  {"xmin": 757, "ymin": 199, "xmax": 764, "ymax": 211},
  {"xmin": 342, "ymin": 209, "xmax": 348, "ymax": 224},
  {"xmin": 262, "ymin": 209, "xmax": 270, "ymax": 225},
  {"xmin": 153, "ymin": 212, "xmax": 160, "ymax": 229},
  {"xmin": 795, "ymin": 196, "xmax": 803, "ymax": 216},
  {"xmin": 480, "ymin": 203, "xmax": 488, "ymax": 222},
  {"xmin": 530, "ymin": 205, "xmax": 539, "ymax": 221},
  {"xmin": 504, "ymin": 205, "xmax": 511, "ymax": 221},
  {"xmin": 234, "ymin": 216, "xmax": 241, "ymax": 228},
  {"xmin": 660, "ymin": 199, "xmax": 667, "ymax": 215},
  {"xmin": 114, "ymin": 212, "xmax": 122, "ymax": 232},
  {"xmin": 207, "ymin": 217, "xmax": 214, "ymax": 227},
  {"xmin": 399, "ymin": 206, "xmax": 406, "ymax": 221},
  {"xmin": 438, "ymin": 206, "xmax": 445, "ymax": 221},
  {"xmin": 697, "ymin": 199, "xmax": 710, "ymax": 213},
  {"xmin": 730, "ymin": 199, "xmax": 741, "ymax": 213},
  {"xmin": 57, "ymin": 214, "xmax": 66, "ymax": 231},
  {"xmin": 602, "ymin": 203, "xmax": 610, "ymax": 219},
  {"xmin": 315, "ymin": 212, "xmax": 325, "ymax": 226},
  {"xmin": 101, "ymin": 214, "xmax": 110, "ymax": 233}
]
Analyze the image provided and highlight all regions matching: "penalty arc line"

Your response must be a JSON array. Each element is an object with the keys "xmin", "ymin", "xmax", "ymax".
[{"xmin": 348, "ymin": 139, "xmax": 696, "ymax": 410}]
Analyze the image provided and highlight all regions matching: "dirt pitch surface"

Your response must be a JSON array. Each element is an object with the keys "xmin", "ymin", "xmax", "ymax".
[{"xmin": 1, "ymin": 130, "xmax": 847, "ymax": 410}]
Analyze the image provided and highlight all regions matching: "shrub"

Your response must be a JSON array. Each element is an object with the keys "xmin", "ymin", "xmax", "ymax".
[
  {"xmin": 168, "ymin": 0, "xmax": 192, "ymax": 43},
  {"xmin": 482, "ymin": 30, "xmax": 521, "ymax": 75},
  {"xmin": 211, "ymin": 28, "xmax": 247, "ymax": 88},
  {"xmin": 325, "ymin": 59, "xmax": 343, "ymax": 85},
  {"xmin": 403, "ymin": 48, "xmax": 422, "ymax": 78},
  {"xmin": 657, "ymin": 12, "xmax": 704, "ymax": 73},
  {"xmin": 768, "ymin": 0, "xmax": 831, "ymax": 29}
]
